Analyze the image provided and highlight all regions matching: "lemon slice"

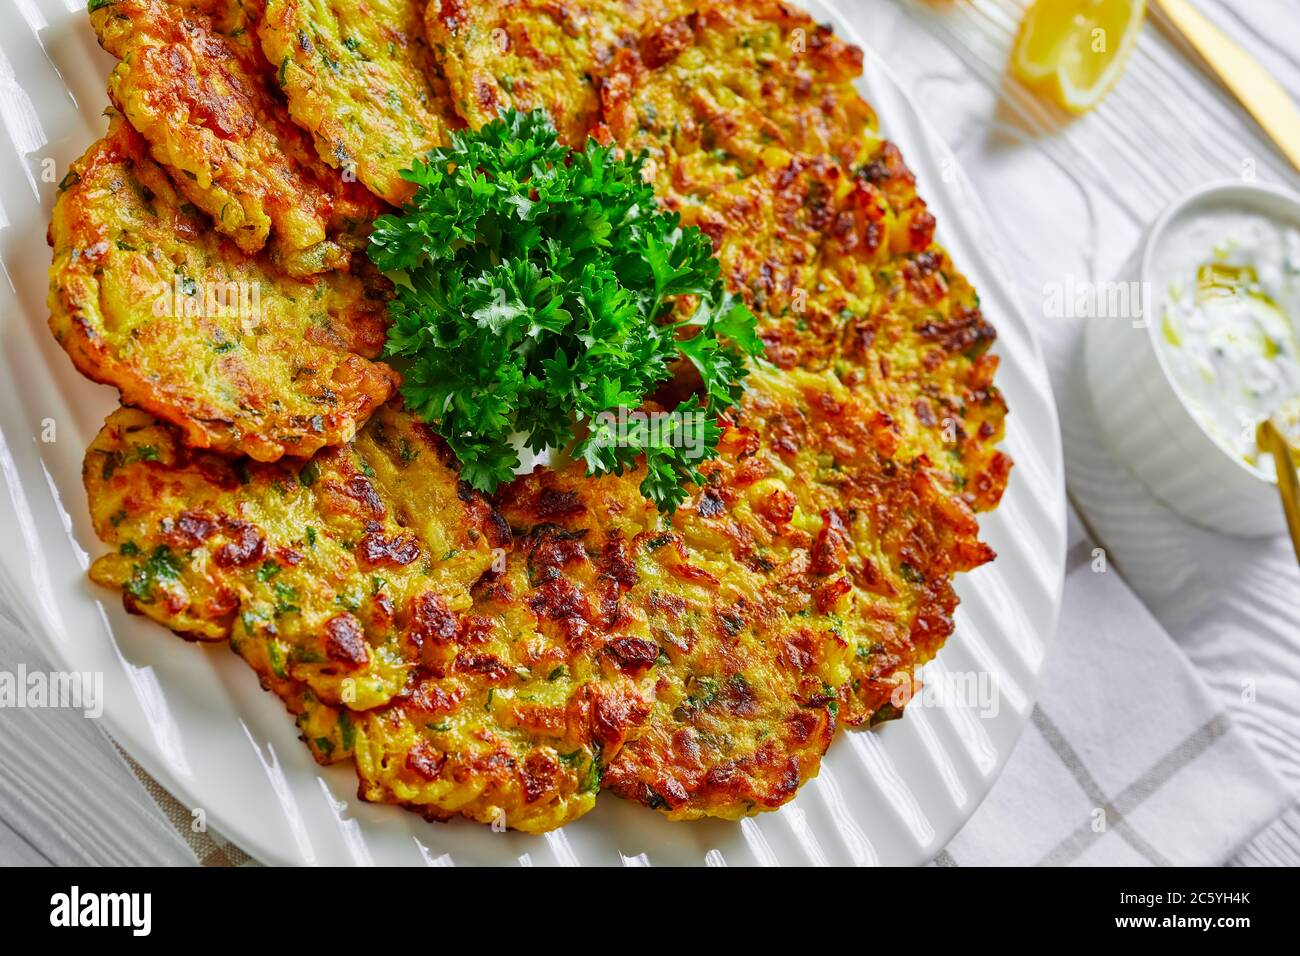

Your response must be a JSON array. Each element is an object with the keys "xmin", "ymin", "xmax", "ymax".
[{"xmin": 1012, "ymin": 0, "xmax": 1147, "ymax": 113}]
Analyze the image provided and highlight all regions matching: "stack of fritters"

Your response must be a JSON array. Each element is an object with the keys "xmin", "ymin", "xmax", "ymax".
[{"xmin": 54, "ymin": 0, "xmax": 1010, "ymax": 833}]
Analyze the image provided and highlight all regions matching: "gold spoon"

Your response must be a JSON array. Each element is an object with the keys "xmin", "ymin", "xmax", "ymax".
[
  {"xmin": 1152, "ymin": 0, "xmax": 1300, "ymax": 173},
  {"xmin": 1257, "ymin": 399, "xmax": 1300, "ymax": 563}
]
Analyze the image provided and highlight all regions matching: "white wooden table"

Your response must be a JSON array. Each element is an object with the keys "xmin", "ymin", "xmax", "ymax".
[{"xmin": 1, "ymin": 0, "xmax": 1297, "ymax": 865}]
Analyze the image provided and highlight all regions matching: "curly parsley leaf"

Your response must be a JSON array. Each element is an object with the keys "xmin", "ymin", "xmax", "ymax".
[{"xmin": 368, "ymin": 109, "xmax": 763, "ymax": 512}]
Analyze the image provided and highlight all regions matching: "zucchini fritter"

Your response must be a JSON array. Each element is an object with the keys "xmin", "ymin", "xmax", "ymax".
[
  {"xmin": 91, "ymin": 0, "xmax": 383, "ymax": 276},
  {"xmin": 599, "ymin": 0, "xmax": 876, "ymax": 206},
  {"xmin": 346, "ymin": 496, "xmax": 662, "ymax": 831},
  {"xmin": 839, "ymin": 141, "xmax": 1012, "ymax": 514},
  {"xmin": 491, "ymin": 432, "xmax": 846, "ymax": 820},
  {"xmin": 259, "ymin": 0, "xmax": 461, "ymax": 205},
  {"xmin": 424, "ymin": 0, "xmax": 682, "ymax": 146},
  {"xmin": 49, "ymin": 117, "xmax": 399, "ymax": 461},
  {"xmin": 85, "ymin": 405, "xmax": 502, "ymax": 710},
  {"xmin": 680, "ymin": 145, "xmax": 1011, "ymax": 511},
  {"xmin": 597, "ymin": 365, "xmax": 994, "ymax": 814}
]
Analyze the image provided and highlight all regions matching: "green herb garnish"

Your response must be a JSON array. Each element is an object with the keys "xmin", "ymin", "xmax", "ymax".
[
  {"xmin": 273, "ymin": 582, "xmax": 300, "ymax": 616},
  {"xmin": 126, "ymin": 545, "xmax": 180, "ymax": 603},
  {"xmin": 583, "ymin": 744, "xmax": 604, "ymax": 793},
  {"xmin": 367, "ymin": 109, "xmax": 763, "ymax": 513},
  {"xmin": 337, "ymin": 710, "xmax": 355, "ymax": 751}
]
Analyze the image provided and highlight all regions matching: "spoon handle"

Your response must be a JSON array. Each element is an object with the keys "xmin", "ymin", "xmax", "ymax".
[
  {"xmin": 1152, "ymin": 0, "xmax": 1300, "ymax": 173},
  {"xmin": 1258, "ymin": 418, "xmax": 1300, "ymax": 564}
]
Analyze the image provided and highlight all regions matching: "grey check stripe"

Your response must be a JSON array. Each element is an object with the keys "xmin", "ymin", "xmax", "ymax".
[
  {"xmin": 116, "ymin": 744, "xmax": 252, "ymax": 866},
  {"xmin": 1035, "ymin": 709, "xmax": 1232, "ymax": 866},
  {"xmin": 1032, "ymin": 707, "xmax": 1169, "ymax": 866}
]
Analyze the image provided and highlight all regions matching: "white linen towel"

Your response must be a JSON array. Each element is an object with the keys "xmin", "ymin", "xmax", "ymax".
[{"xmin": 941, "ymin": 512, "xmax": 1293, "ymax": 866}]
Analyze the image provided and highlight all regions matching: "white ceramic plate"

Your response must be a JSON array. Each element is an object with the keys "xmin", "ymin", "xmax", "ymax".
[{"xmin": 0, "ymin": 0, "xmax": 1065, "ymax": 865}]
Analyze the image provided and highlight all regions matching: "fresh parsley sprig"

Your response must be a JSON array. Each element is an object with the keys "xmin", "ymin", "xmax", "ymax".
[{"xmin": 368, "ymin": 109, "xmax": 763, "ymax": 513}]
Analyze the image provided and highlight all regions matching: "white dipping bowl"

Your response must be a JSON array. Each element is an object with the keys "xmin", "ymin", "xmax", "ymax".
[{"xmin": 1084, "ymin": 181, "xmax": 1300, "ymax": 537}]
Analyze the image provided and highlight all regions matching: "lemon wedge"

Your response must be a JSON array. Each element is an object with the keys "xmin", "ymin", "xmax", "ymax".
[{"xmin": 1012, "ymin": 0, "xmax": 1147, "ymax": 113}]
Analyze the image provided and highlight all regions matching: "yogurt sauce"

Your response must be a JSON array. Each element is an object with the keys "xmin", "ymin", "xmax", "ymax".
[{"xmin": 1151, "ymin": 209, "xmax": 1300, "ymax": 476}]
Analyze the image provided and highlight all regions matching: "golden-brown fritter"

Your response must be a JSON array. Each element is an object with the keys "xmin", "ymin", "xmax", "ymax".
[
  {"xmin": 599, "ymin": 0, "xmax": 877, "ymax": 207},
  {"xmin": 81, "ymin": 383, "xmax": 852, "ymax": 826},
  {"xmin": 424, "ymin": 0, "xmax": 683, "ymax": 145},
  {"xmin": 49, "ymin": 116, "xmax": 399, "ymax": 461},
  {"xmin": 84, "ymin": 405, "xmax": 502, "ymax": 710},
  {"xmin": 259, "ymin": 0, "xmax": 461, "ymax": 206},
  {"xmin": 838, "ymin": 141, "xmax": 1012, "ymax": 513},
  {"xmin": 677, "ymin": 149, "xmax": 868, "ymax": 367},
  {"xmin": 171, "ymin": 0, "xmax": 276, "ymax": 73},
  {"xmin": 677, "ymin": 144, "xmax": 1011, "ymax": 512},
  {"xmin": 597, "ymin": 365, "xmax": 995, "ymax": 813},
  {"xmin": 347, "ymin": 498, "xmax": 661, "ymax": 831},
  {"xmin": 595, "ymin": 0, "xmax": 1010, "ymax": 578},
  {"xmin": 501, "ymin": 390, "xmax": 850, "ymax": 819},
  {"xmin": 92, "ymin": 0, "xmax": 383, "ymax": 276}
]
